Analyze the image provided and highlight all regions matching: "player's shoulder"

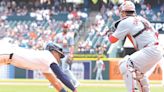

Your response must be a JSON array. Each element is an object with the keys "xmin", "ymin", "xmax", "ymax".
[
  {"xmin": 118, "ymin": 16, "xmax": 138, "ymax": 26},
  {"xmin": 136, "ymin": 15, "xmax": 145, "ymax": 20},
  {"xmin": 120, "ymin": 16, "xmax": 135, "ymax": 23},
  {"xmin": 113, "ymin": 17, "xmax": 131, "ymax": 29},
  {"xmin": 136, "ymin": 15, "xmax": 150, "ymax": 23}
]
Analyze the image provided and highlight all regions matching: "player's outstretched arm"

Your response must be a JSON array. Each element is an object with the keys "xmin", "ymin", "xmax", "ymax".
[
  {"xmin": 50, "ymin": 63, "xmax": 77, "ymax": 92},
  {"xmin": 43, "ymin": 73, "xmax": 67, "ymax": 92}
]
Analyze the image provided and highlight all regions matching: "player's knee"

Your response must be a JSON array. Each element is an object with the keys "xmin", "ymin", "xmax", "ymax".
[
  {"xmin": 119, "ymin": 59, "xmax": 127, "ymax": 75},
  {"xmin": 140, "ymin": 76, "xmax": 149, "ymax": 86},
  {"xmin": 134, "ymin": 70, "xmax": 144, "ymax": 80},
  {"xmin": 119, "ymin": 55, "xmax": 130, "ymax": 75}
]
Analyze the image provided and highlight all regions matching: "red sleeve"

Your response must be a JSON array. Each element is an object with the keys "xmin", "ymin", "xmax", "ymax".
[{"xmin": 108, "ymin": 35, "xmax": 119, "ymax": 43}]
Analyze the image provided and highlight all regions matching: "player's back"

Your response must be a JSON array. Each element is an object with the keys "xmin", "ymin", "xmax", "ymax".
[
  {"xmin": 118, "ymin": 16, "xmax": 158, "ymax": 49},
  {"xmin": 12, "ymin": 47, "xmax": 58, "ymax": 72}
]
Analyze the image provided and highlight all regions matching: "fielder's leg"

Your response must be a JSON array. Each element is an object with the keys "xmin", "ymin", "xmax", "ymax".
[
  {"xmin": 96, "ymin": 69, "xmax": 103, "ymax": 80},
  {"xmin": 99, "ymin": 70, "xmax": 103, "ymax": 80},
  {"xmin": 96, "ymin": 70, "xmax": 99, "ymax": 80},
  {"xmin": 119, "ymin": 56, "xmax": 150, "ymax": 92},
  {"xmin": 61, "ymin": 55, "xmax": 79, "ymax": 87},
  {"xmin": 43, "ymin": 73, "xmax": 66, "ymax": 92},
  {"xmin": 119, "ymin": 59, "xmax": 136, "ymax": 92},
  {"xmin": 135, "ymin": 75, "xmax": 150, "ymax": 92}
]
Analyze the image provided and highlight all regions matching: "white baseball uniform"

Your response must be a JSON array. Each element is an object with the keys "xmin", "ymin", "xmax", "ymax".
[
  {"xmin": 111, "ymin": 16, "xmax": 163, "ymax": 92},
  {"xmin": 0, "ymin": 38, "xmax": 58, "ymax": 73}
]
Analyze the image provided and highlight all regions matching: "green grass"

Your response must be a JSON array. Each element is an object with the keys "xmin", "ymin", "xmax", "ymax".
[
  {"xmin": 0, "ymin": 85, "xmax": 53, "ymax": 92},
  {"xmin": 78, "ymin": 86, "xmax": 126, "ymax": 92},
  {"xmin": 0, "ymin": 79, "xmax": 163, "ymax": 92}
]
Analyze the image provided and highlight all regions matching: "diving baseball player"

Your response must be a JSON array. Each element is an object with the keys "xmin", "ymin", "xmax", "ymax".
[
  {"xmin": 0, "ymin": 37, "xmax": 77, "ymax": 92},
  {"xmin": 106, "ymin": 1, "xmax": 163, "ymax": 92},
  {"xmin": 53, "ymin": 24, "xmax": 80, "ymax": 87}
]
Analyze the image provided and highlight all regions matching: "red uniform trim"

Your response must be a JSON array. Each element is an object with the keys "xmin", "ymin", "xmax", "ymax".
[
  {"xmin": 108, "ymin": 35, "xmax": 119, "ymax": 43},
  {"xmin": 127, "ymin": 34, "xmax": 137, "ymax": 49},
  {"xmin": 155, "ymin": 32, "xmax": 159, "ymax": 39}
]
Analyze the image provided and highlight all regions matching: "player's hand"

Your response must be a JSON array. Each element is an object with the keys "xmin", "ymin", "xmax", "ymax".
[
  {"xmin": 73, "ymin": 89, "xmax": 78, "ymax": 92},
  {"xmin": 103, "ymin": 30, "xmax": 113, "ymax": 36}
]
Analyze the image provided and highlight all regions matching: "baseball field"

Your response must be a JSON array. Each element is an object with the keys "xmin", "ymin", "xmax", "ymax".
[{"xmin": 0, "ymin": 79, "xmax": 163, "ymax": 92}]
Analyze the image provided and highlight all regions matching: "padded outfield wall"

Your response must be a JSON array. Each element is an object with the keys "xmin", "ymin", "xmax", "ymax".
[
  {"xmin": 72, "ymin": 58, "xmax": 162, "ymax": 80},
  {"xmin": 0, "ymin": 58, "xmax": 162, "ymax": 80}
]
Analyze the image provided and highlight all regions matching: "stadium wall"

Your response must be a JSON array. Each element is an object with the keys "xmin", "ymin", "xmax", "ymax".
[
  {"xmin": 0, "ymin": 58, "xmax": 162, "ymax": 80},
  {"xmin": 73, "ymin": 58, "xmax": 162, "ymax": 80}
]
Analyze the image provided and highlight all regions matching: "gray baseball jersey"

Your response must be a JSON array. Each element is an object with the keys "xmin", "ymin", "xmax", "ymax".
[
  {"xmin": 113, "ymin": 16, "xmax": 163, "ymax": 73},
  {"xmin": 96, "ymin": 60, "xmax": 104, "ymax": 70},
  {"xmin": 112, "ymin": 16, "xmax": 158, "ymax": 50}
]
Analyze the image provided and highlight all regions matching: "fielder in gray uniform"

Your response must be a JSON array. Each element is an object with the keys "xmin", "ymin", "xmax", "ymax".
[
  {"xmin": 53, "ymin": 24, "xmax": 79, "ymax": 87},
  {"xmin": 106, "ymin": 1, "xmax": 163, "ymax": 92},
  {"xmin": 93, "ymin": 55, "xmax": 105, "ymax": 80}
]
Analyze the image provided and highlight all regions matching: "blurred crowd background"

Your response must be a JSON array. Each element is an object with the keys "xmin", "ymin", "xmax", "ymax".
[
  {"xmin": 0, "ymin": 0, "xmax": 163, "ymax": 80},
  {"xmin": 0, "ymin": 0, "xmax": 163, "ymax": 57}
]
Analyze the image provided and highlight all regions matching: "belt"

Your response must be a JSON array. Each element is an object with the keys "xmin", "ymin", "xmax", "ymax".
[
  {"xmin": 144, "ymin": 42, "xmax": 159, "ymax": 48},
  {"xmin": 0, "ymin": 53, "xmax": 13, "ymax": 59},
  {"xmin": 9, "ymin": 53, "xmax": 14, "ymax": 59}
]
